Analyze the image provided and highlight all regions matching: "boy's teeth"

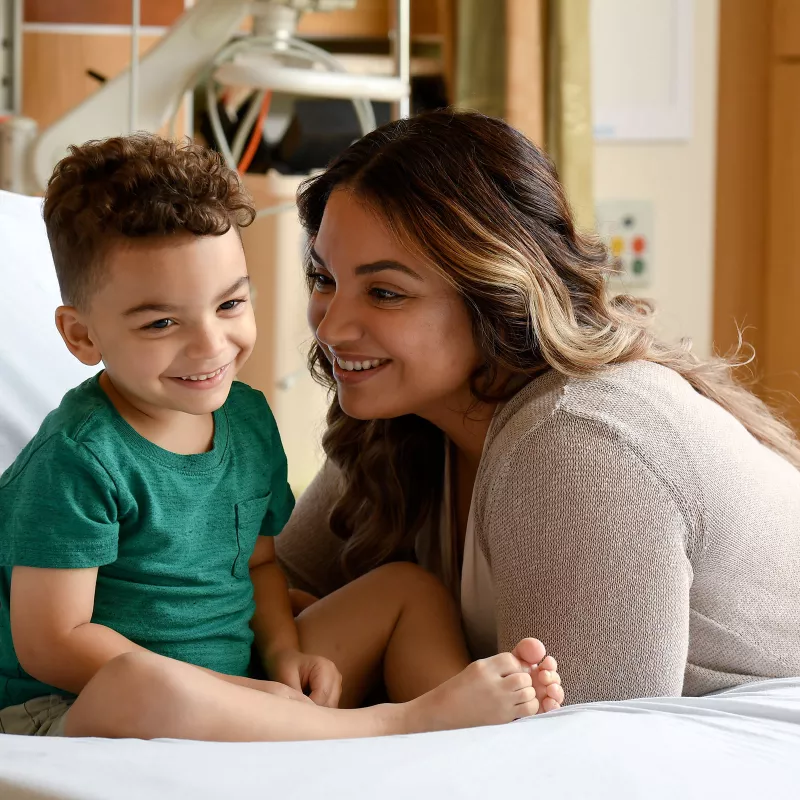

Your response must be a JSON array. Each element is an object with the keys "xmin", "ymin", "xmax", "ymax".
[
  {"xmin": 336, "ymin": 357, "xmax": 385, "ymax": 372},
  {"xmin": 180, "ymin": 366, "xmax": 224, "ymax": 381}
]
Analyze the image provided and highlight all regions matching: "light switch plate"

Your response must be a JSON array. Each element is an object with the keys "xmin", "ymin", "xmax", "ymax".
[{"xmin": 595, "ymin": 199, "xmax": 655, "ymax": 288}]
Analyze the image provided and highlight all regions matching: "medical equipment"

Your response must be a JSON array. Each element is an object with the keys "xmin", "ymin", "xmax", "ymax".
[{"xmin": 0, "ymin": 0, "xmax": 411, "ymax": 195}]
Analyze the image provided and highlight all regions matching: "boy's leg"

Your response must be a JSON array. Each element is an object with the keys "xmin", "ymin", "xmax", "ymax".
[
  {"xmin": 65, "ymin": 563, "xmax": 563, "ymax": 741},
  {"xmin": 294, "ymin": 562, "xmax": 563, "ymax": 711},
  {"xmin": 64, "ymin": 646, "xmax": 544, "ymax": 741},
  {"xmin": 65, "ymin": 652, "xmax": 405, "ymax": 741}
]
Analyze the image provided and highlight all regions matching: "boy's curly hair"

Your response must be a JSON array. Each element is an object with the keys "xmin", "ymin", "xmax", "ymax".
[{"xmin": 43, "ymin": 134, "xmax": 256, "ymax": 308}]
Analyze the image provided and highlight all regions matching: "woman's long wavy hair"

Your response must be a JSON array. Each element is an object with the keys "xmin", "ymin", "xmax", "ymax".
[{"xmin": 297, "ymin": 109, "xmax": 800, "ymax": 580}]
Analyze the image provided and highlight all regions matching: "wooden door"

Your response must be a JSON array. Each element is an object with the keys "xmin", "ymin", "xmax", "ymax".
[{"xmin": 714, "ymin": 0, "xmax": 800, "ymax": 432}]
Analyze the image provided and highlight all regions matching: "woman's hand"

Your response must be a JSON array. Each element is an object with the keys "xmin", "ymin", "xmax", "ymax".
[{"xmin": 266, "ymin": 649, "xmax": 342, "ymax": 708}]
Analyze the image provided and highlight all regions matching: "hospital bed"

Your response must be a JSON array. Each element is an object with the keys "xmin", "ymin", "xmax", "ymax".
[
  {"xmin": 1, "ymin": 189, "xmax": 800, "ymax": 799},
  {"xmin": 1, "ymin": 1, "xmax": 800, "ymax": 793}
]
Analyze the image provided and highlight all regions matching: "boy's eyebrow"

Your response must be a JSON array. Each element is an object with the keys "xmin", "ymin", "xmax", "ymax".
[
  {"xmin": 122, "ymin": 301, "xmax": 177, "ymax": 317},
  {"xmin": 122, "ymin": 276, "xmax": 250, "ymax": 317},
  {"xmin": 215, "ymin": 275, "xmax": 250, "ymax": 302},
  {"xmin": 310, "ymin": 247, "xmax": 422, "ymax": 281}
]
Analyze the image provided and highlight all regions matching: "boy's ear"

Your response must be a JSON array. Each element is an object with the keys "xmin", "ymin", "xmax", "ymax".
[{"xmin": 55, "ymin": 306, "xmax": 102, "ymax": 366}]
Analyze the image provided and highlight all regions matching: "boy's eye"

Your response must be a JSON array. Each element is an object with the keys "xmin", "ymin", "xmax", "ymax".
[
  {"xmin": 146, "ymin": 319, "xmax": 173, "ymax": 330},
  {"xmin": 219, "ymin": 299, "xmax": 241, "ymax": 311}
]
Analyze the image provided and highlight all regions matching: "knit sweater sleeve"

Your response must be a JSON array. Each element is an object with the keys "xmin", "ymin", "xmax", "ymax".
[
  {"xmin": 482, "ymin": 411, "xmax": 693, "ymax": 704},
  {"xmin": 275, "ymin": 460, "xmax": 348, "ymax": 597}
]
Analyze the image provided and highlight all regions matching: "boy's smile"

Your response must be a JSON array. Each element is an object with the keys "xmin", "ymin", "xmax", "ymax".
[{"xmin": 56, "ymin": 227, "xmax": 256, "ymax": 435}]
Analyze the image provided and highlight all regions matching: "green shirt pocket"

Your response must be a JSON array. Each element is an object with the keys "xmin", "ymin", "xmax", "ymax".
[{"xmin": 233, "ymin": 495, "xmax": 271, "ymax": 578}]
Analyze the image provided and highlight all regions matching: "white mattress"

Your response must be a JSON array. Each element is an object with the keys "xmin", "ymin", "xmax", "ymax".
[
  {"xmin": 0, "ymin": 190, "xmax": 96, "ymax": 473},
  {"xmin": 1, "ymin": 679, "xmax": 799, "ymax": 799}
]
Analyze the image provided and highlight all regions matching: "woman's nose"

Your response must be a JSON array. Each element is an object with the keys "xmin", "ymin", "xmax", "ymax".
[{"xmin": 311, "ymin": 293, "xmax": 363, "ymax": 348}]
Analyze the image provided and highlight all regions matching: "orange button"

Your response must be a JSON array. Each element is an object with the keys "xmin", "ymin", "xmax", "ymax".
[{"xmin": 632, "ymin": 236, "xmax": 646, "ymax": 254}]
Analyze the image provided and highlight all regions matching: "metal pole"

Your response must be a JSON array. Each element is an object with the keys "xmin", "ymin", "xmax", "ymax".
[
  {"xmin": 11, "ymin": 0, "xmax": 22, "ymax": 114},
  {"xmin": 1, "ymin": 0, "xmax": 23, "ymax": 114},
  {"xmin": 391, "ymin": 0, "xmax": 411, "ymax": 119},
  {"xmin": 130, "ymin": 0, "xmax": 141, "ymax": 131},
  {"xmin": 182, "ymin": 0, "xmax": 195, "ymax": 139}
]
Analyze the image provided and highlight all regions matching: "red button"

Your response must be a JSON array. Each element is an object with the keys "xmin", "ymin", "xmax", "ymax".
[{"xmin": 632, "ymin": 236, "xmax": 646, "ymax": 254}]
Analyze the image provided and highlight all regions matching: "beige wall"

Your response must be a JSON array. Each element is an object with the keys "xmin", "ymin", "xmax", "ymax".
[
  {"xmin": 239, "ymin": 174, "xmax": 329, "ymax": 494},
  {"xmin": 593, "ymin": 0, "xmax": 720, "ymax": 358}
]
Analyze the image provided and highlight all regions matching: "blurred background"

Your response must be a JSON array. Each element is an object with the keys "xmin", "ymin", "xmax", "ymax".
[{"xmin": 0, "ymin": 0, "xmax": 797, "ymax": 492}]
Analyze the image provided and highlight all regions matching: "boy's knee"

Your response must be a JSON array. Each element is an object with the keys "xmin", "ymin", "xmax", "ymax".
[
  {"xmin": 96, "ymin": 651, "xmax": 168, "ymax": 696},
  {"xmin": 66, "ymin": 651, "xmax": 185, "ymax": 738}
]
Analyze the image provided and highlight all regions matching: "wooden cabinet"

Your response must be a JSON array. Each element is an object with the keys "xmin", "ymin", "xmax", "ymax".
[
  {"xmin": 22, "ymin": 33, "xmax": 161, "ymax": 130},
  {"xmin": 24, "ymin": 0, "xmax": 185, "ymax": 27}
]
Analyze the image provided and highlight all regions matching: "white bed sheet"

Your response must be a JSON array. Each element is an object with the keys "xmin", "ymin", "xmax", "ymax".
[
  {"xmin": 1, "ymin": 679, "xmax": 799, "ymax": 800},
  {"xmin": 0, "ymin": 190, "xmax": 96, "ymax": 473}
]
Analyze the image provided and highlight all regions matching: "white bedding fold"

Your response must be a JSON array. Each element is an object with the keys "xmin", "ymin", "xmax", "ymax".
[{"xmin": 1, "ymin": 679, "xmax": 799, "ymax": 800}]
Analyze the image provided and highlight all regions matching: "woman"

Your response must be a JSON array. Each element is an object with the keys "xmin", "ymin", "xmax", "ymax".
[{"xmin": 277, "ymin": 110, "xmax": 800, "ymax": 705}]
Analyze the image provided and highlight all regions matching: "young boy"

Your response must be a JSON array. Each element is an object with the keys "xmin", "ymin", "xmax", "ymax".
[{"xmin": 0, "ymin": 135, "xmax": 561, "ymax": 741}]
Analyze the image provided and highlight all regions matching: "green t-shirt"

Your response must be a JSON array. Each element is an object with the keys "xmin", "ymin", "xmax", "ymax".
[{"xmin": 0, "ymin": 374, "xmax": 295, "ymax": 709}]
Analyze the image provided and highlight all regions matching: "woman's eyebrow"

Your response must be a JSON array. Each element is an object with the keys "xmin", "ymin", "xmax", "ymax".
[
  {"xmin": 354, "ymin": 261, "xmax": 424, "ymax": 281},
  {"xmin": 310, "ymin": 247, "xmax": 423, "ymax": 281}
]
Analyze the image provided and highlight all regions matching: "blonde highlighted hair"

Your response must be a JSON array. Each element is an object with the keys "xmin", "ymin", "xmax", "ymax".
[{"xmin": 297, "ymin": 109, "xmax": 800, "ymax": 579}]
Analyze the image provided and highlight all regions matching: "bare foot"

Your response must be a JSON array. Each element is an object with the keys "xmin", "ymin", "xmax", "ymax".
[
  {"xmin": 512, "ymin": 640, "xmax": 564, "ymax": 713},
  {"xmin": 401, "ymin": 639, "xmax": 545, "ymax": 734}
]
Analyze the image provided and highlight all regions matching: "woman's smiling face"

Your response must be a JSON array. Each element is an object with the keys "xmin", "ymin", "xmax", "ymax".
[{"xmin": 307, "ymin": 189, "xmax": 482, "ymax": 422}]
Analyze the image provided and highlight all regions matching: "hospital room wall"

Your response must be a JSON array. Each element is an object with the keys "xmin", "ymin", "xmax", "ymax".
[
  {"xmin": 16, "ymin": 1, "xmax": 725, "ymax": 490},
  {"xmin": 593, "ymin": 0, "xmax": 720, "ymax": 360}
]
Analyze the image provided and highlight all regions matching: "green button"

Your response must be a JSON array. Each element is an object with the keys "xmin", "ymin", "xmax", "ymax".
[{"xmin": 632, "ymin": 258, "xmax": 646, "ymax": 275}]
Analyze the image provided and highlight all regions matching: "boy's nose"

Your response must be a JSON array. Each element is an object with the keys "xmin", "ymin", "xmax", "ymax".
[{"xmin": 185, "ymin": 324, "xmax": 226, "ymax": 361}]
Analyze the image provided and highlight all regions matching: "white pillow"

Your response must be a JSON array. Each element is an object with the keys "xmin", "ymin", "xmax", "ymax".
[{"xmin": 0, "ymin": 190, "xmax": 96, "ymax": 472}]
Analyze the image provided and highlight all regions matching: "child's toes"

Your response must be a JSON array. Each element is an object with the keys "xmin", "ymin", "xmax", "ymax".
[
  {"xmin": 540, "ymin": 697, "xmax": 561, "ymax": 713},
  {"xmin": 534, "ymin": 668, "xmax": 559, "ymax": 687},
  {"xmin": 539, "ymin": 655, "xmax": 557, "ymax": 672},
  {"xmin": 512, "ymin": 638, "xmax": 546, "ymax": 666},
  {"xmin": 533, "ymin": 667, "xmax": 563, "ymax": 703},
  {"xmin": 546, "ymin": 682, "xmax": 564, "ymax": 705}
]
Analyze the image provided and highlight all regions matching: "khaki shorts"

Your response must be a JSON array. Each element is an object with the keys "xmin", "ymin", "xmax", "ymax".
[{"xmin": 0, "ymin": 695, "xmax": 73, "ymax": 736}]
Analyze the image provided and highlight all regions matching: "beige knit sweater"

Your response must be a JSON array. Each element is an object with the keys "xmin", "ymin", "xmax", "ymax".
[{"xmin": 276, "ymin": 362, "xmax": 800, "ymax": 704}]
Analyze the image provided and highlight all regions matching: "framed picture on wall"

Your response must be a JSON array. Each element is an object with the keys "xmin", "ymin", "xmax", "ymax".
[{"xmin": 590, "ymin": 0, "xmax": 694, "ymax": 141}]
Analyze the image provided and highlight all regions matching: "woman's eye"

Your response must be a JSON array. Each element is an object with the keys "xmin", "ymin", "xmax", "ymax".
[
  {"xmin": 219, "ymin": 299, "xmax": 243, "ymax": 311},
  {"xmin": 308, "ymin": 271, "xmax": 334, "ymax": 291},
  {"xmin": 146, "ymin": 319, "xmax": 173, "ymax": 330},
  {"xmin": 370, "ymin": 288, "xmax": 404, "ymax": 303}
]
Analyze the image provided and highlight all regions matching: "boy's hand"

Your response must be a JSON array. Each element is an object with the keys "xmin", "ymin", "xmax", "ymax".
[
  {"xmin": 255, "ymin": 679, "xmax": 315, "ymax": 705},
  {"xmin": 266, "ymin": 649, "xmax": 342, "ymax": 708}
]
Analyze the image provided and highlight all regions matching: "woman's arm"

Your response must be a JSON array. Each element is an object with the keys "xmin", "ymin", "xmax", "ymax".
[
  {"xmin": 275, "ymin": 460, "xmax": 349, "ymax": 598},
  {"xmin": 483, "ymin": 412, "xmax": 693, "ymax": 705}
]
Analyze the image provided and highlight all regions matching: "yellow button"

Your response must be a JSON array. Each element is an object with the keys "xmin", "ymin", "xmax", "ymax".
[{"xmin": 610, "ymin": 236, "xmax": 624, "ymax": 257}]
